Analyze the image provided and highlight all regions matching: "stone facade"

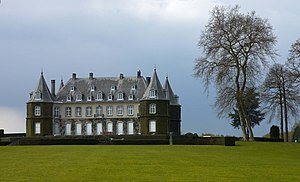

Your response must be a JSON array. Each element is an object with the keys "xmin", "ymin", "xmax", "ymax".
[{"xmin": 26, "ymin": 69, "xmax": 181, "ymax": 136}]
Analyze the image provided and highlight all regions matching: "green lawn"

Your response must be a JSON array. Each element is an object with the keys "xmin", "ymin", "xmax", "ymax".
[{"xmin": 0, "ymin": 142, "xmax": 299, "ymax": 181}]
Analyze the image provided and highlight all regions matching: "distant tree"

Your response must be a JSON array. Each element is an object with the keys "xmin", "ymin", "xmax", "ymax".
[
  {"xmin": 194, "ymin": 5, "xmax": 277, "ymax": 141},
  {"xmin": 261, "ymin": 63, "xmax": 300, "ymax": 142},
  {"xmin": 229, "ymin": 88, "xmax": 265, "ymax": 138}
]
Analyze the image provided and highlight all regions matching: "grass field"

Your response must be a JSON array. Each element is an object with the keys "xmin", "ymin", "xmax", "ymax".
[{"xmin": 0, "ymin": 142, "xmax": 299, "ymax": 181}]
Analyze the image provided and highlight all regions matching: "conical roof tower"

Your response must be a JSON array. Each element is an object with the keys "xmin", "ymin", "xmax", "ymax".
[{"xmin": 29, "ymin": 72, "xmax": 53, "ymax": 102}]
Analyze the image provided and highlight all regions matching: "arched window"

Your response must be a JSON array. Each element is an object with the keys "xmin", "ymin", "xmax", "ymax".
[{"xmin": 149, "ymin": 120, "xmax": 156, "ymax": 132}]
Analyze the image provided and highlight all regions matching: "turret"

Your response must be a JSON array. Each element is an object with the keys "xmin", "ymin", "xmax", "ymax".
[{"xmin": 26, "ymin": 72, "xmax": 53, "ymax": 137}]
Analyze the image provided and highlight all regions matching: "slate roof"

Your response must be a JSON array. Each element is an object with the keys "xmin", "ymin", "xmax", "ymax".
[
  {"xmin": 55, "ymin": 74, "xmax": 148, "ymax": 103},
  {"xmin": 29, "ymin": 72, "xmax": 54, "ymax": 103},
  {"xmin": 163, "ymin": 77, "xmax": 180, "ymax": 105},
  {"xmin": 141, "ymin": 69, "xmax": 167, "ymax": 100}
]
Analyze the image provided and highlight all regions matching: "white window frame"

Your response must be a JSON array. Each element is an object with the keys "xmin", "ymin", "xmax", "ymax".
[
  {"xmin": 86, "ymin": 123, "xmax": 92, "ymax": 135},
  {"xmin": 66, "ymin": 95, "xmax": 72, "ymax": 102},
  {"xmin": 35, "ymin": 91, "xmax": 42, "ymax": 100},
  {"xmin": 71, "ymin": 86, "xmax": 75, "ymax": 92},
  {"xmin": 87, "ymin": 95, "xmax": 92, "ymax": 101},
  {"xmin": 117, "ymin": 122, "xmax": 123, "ymax": 135},
  {"xmin": 96, "ymin": 123, "xmax": 102, "ymax": 135},
  {"xmin": 86, "ymin": 106, "xmax": 93, "ymax": 117},
  {"xmin": 34, "ymin": 106, "xmax": 41, "ymax": 116},
  {"xmin": 108, "ymin": 94, "xmax": 113, "ymax": 101},
  {"xmin": 127, "ymin": 105, "xmax": 134, "ymax": 116},
  {"xmin": 117, "ymin": 106, "xmax": 124, "ymax": 116},
  {"xmin": 75, "ymin": 107, "xmax": 82, "ymax": 117},
  {"xmin": 54, "ymin": 122, "xmax": 60, "ymax": 135},
  {"xmin": 96, "ymin": 92, "xmax": 103, "ymax": 101},
  {"xmin": 76, "ymin": 93, "xmax": 82, "ymax": 101},
  {"xmin": 35, "ymin": 122, "xmax": 41, "ymax": 134},
  {"xmin": 128, "ymin": 121, "xmax": 134, "ymax": 135},
  {"xmin": 65, "ymin": 107, "xmax": 72, "ymax": 117},
  {"xmin": 128, "ymin": 94, "xmax": 134, "ymax": 101},
  {"xmin": 107, "ymin": 122, "xmax": 113, "ymax": 132},
  {"xmin": 96, "ymin": 106, "xmax": 102, "ymax": 117},
  {"xmin": 149, "ymin": 120, "xmax": 156, "ymax": 132},
  {"xmin": 149, "ymin": 89, "xmax": 157, "ymax": 98},
  {"xmin": 149, "ymin": 103, "xmax": 156, "ymax": 114},
  {"xmin": 54, "ymin": 107, "xmax": 60, "ymax": 117},
  {"xmin": 76, "ymin": 123, "xmax": 82, "ymax": 135},
  {"xmin": 65, "ymin": 123, "xmax": 71, "ymax": 135},
  {"xmin": 91, "ymin": 86, "xmax": 95, "ymax": 92},
  {"xmin": 107, "ymin": 106, "xmax": 113, "ymax": 116},
  {"xmin": 117, "ymin": 92, "xmax": 124, "ymax": 101}
]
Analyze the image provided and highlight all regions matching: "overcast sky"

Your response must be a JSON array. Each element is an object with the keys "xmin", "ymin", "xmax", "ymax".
[{"xmin": 1, "ymin": 0, "xmax": 300, "ymax": 136}]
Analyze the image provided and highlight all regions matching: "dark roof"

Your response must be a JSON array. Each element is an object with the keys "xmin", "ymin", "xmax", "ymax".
[
  {"xmin": 28, "ymin": 72, "xmax": 54, "ymax": 102},
  {"xmin": 56, "ymin": 75, "xmax": 148, "ymax": 102},
  {"xmin": 163, "ymin": 77, "xmax": 179, "ymax": 105},
  {"xmin": 141, "ymin": 69, "xmax": 166, "ymax": 100}
]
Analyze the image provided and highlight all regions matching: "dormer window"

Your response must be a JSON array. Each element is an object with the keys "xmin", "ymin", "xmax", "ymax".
[
  {"xmin": 35, "ymin": 91, "xmax": 42, "ymax": 100},
  {"xmin": 96, "ymin": 92, "xmax": 103, "ymax": 101},
  {"xmin": 108, "ymin": 94, "xmax": 113, "ymax": 101},
  {"xmin": 111, "ymin": 85, "xmax": 116, "ymax": 91},
  {"xmin": 71, "ymin": 86, "xmax": 75, "ymax": 92},
  {"xmin": 76, "ymin": 93, "xmax": 82, "ymax": 101},
  {"xmin": 128, "ymin": 94, "xmax": 134, "ymax": 101},
  {"xmin": 91, "ymin": 86, "xmax": 95, "ymax": 92},
  {"xmin": 87, "ymin": 95, "xmax": 92, "ymax": 101},
  {"xmin": 131, "ymin": 85, "xmax": 137, "ymax": 90},
  {"xmin": 117, "ymin": 92, "xmax": 124, "ymax": 101},
  {"xmin": 149, "ymin": 89, "xmax": 157, "ymax": 98},
  {"xmin": 66, "ymin": 95, "xmax": 72, "ymax": 102}
]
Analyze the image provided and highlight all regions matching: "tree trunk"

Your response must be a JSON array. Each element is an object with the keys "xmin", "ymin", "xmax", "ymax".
[
  {"xmin": 282, "ymin": 81, "xmax": 289, "ymax": 142},
  {"xmin": 279, "ymin": 89, "xmax": 284, "ymax": 139}
]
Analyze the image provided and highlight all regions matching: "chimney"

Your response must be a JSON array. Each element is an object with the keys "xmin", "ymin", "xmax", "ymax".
[
  {"xmin": 72, "ymin": 73, "xmax": 76, "ymax": 80},
  {"xmin": 51, "ymin": 80, "xmax": 56, "ymax": 97},
  {"xmin": 137, "ymin": 70, "xmax": 141, "ymax": 78},
  {"xmin": 120, "ymin": 73, "xmax": 124, "ymax": 79},
  {"xmin": 89, "ymin": 72, "xmax": 93, "ymax": 80},
  {"xmin": 146, "ymin": 77, "xmax": 151, "ymax": 85}
]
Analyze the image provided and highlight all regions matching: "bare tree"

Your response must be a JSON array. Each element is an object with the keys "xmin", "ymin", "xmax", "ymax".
[
  {"xmin": 261, "ymin": 64, "xmax": 300, "ymax": 142},
  {"xmin": 194, "ymin": 5, "xmax": 277, "ymax": 141}
]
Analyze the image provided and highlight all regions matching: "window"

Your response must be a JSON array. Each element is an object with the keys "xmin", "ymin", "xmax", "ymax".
[
  {"xmin": 66, "ymin": 95, "xmax": 72, "ymax": 102},
  {"xmin": 149, "ymin": 89, "xmax": 157, "ymax": 98},
  {"xmin": 117, "ymin": 92, "xmax": 124, "ymax": 100},
  {"xmin": 128, "ymin": 94, "xmax": 134, "ymax": 101},
  {"xmin": 108, "ymin": 94, "xmax": 113, "ymax": 101},
  {"xmin": 117, "ymin": 106, "xmax": 123, "ymax": 116},
  {"xmin": 96, "ymin": 92, "xmax": 103, "ymax": 101},
  {"xmin": 87, "ymin": 95, "xmax": 92, "ymax": 101},
  {"xmin": 86, "ymin": 123, "xmax": 92, "ymax": 135},
  {"xmin": 128, "ymin": 122, "xmax": 134, "ymax": 135},
  {"xmin": 96, "ymin": 106, "xmax": 102, "ymax": 117},
  {"xmin": 35, "ymin": 91, "xmax": 42, "ymax": 100},
  {"xmin": 107, "ymin": 122, "xmax": 113, "ymax": 132},
  {"xmin": 96, "ymin": 123, "xmax": 102, "ymax": 135},
  {"xmin": 34, "ymin": 106, "xmax": 41, "ymax": 116},
  {"xmin": 131, "ymin": 85, "xmax": 136, "ymax": 90},
  {"xmin": 75, "ymin": 107, "xmax": 82, "ymax": 117},
  {"xmin": 76, "ymin": 123, "xmax": 82, "ymax": 135},
  {"xmin": 65, "ymin": 123, "xmax": 71, "ymax": 135},
  {"xmin": 127, "ymin": 105, "xmax": 134, "ymax": 116},
  {"xmin": 65, "ymin": 107, "xmax": 72, "ymax": 117},
  {"xmin": 149, "ymin": 103, "xmax": 156, "ymax": 114},
  {"xmin": 117, "ymin": 122, "xmax": 123, "ymax": 135},
  {"xmin": 91, "ymin": 86, "xmax": 95, "ymax": 92},
  {"xmin": 149, "ymin": 120, "xmax": 156, "ymax": 132},
  {"xmin": 35, "ymin": 122, "xmax": 41, "ymax": 134},
  {"xmin": 54, "ymin": 107, "xmax": 60, "ymax": 118},
  {"xmin": 106, "ymin": 106, "xmax": 113, "ymax": 116},
  {"xmin": 86, "ymin": 107, "xmax": 92, "ymax": 117},
  {"xmin": 76, "ymin": 93, "xmax": 82, "ymax": 101},
  {"xmin": 71, "ymin": 86, "xmax": 75, "ymax": 91},
  {"xmin": 111, "ymin": 85, "xmax": 116, "ymax": 91},
  {"xmin": 54, "ymin": 122, "xmax": 60, "ymax": 135}
]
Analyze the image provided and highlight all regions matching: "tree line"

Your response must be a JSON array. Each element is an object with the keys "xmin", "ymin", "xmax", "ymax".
[{"xmin": 194, "ymin": 5, "xmax": 300, "ymax": 141}]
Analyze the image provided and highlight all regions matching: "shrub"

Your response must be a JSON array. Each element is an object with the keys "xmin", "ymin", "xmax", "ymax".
[{"xmin": 270, "ymin": 125, "xmax": 279, "ymax": 138}]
